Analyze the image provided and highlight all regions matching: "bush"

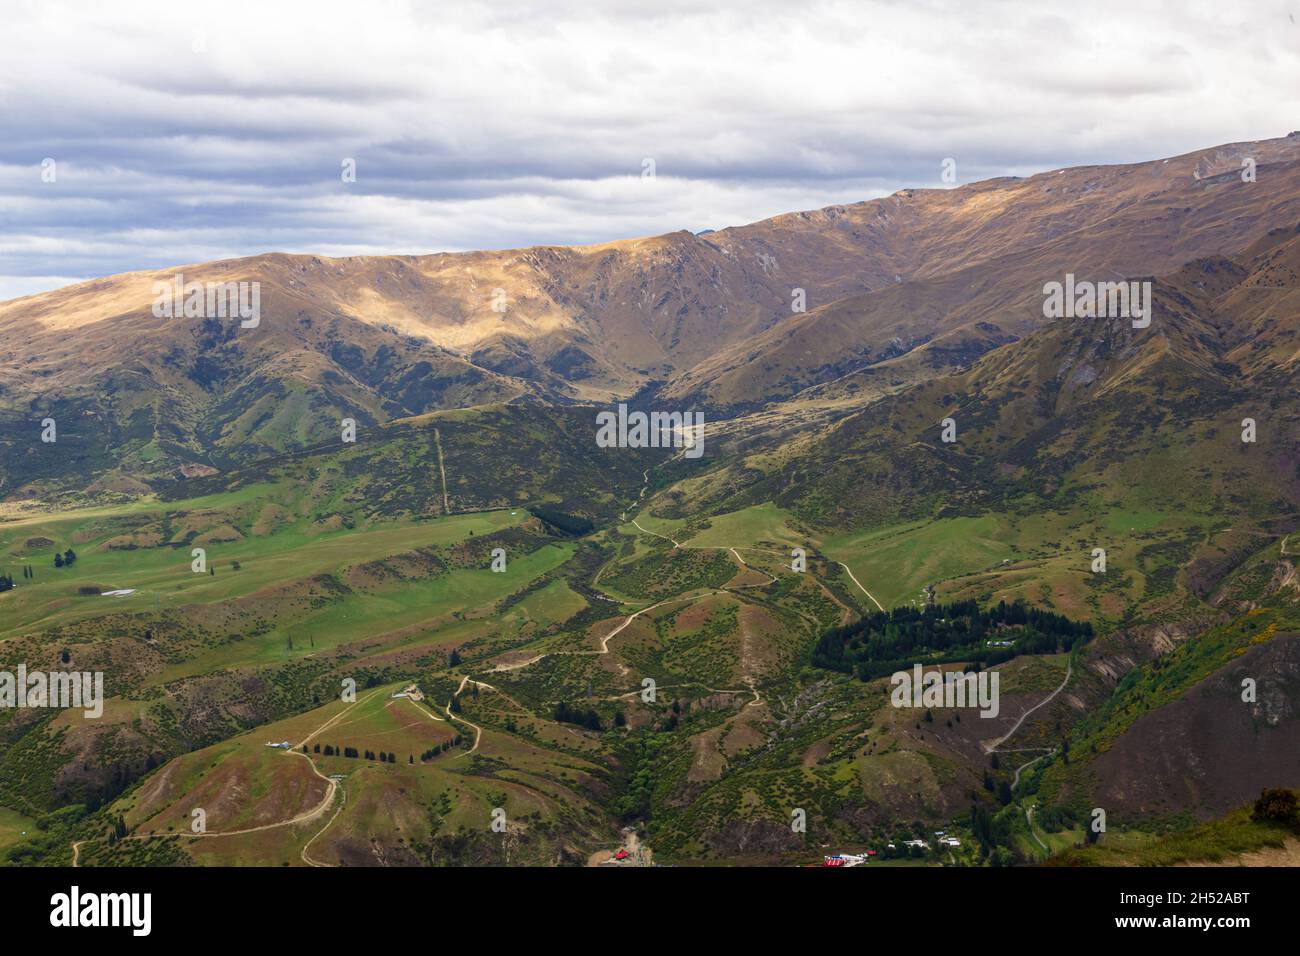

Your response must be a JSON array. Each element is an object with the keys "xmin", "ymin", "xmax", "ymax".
[{"xmin": 1251, "ymin": 788, "xmax": 1298, "ymax": 824}]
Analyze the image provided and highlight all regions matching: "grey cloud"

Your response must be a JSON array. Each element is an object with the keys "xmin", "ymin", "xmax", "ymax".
[{"xmin": 1, "ymin": 0, "xmax": 1297, "ymax": 299}]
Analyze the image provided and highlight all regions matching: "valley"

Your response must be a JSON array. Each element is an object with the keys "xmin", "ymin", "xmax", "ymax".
[{"xmin": 3, "ymin": 136, "xmax": 1300, "ymax": 868}]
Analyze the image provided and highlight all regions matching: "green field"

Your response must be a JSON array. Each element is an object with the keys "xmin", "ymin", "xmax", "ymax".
[
  {"xmin": 823, "ymin": 515, "xmax": 1017, "ymax": 608},
  {"xmin": 0, "ymin": 498, "xmax": 527, "ymax": 641},
  {"xmin": 0, "ymin": 807, "xmax": 34, "ymax": 855}
]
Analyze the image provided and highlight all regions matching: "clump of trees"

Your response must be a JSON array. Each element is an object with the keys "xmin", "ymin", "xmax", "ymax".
[
  {"xmin": 813, "ymin": 599, "xmax": 1094, "ymax": 680},
  {"xmin": 553, "ymin": 701, "xmax": 603, "ymax": 731},
  {"xmin": 527, "ymin": 506, "xmax": 594, "ymax": 537}
]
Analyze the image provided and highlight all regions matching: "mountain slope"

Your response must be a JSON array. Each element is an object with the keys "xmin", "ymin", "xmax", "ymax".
[
  {"xmin": 663, "ymin": 137, "xmax": 1300, "ymax": 411},
  {"xmin": 8, "ymin": 136, "xmax": 1300, "ymax": 498}
]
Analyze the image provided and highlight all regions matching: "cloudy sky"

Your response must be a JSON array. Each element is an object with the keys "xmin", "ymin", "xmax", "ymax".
[{"xmin": 1, "ymin": 0, "xmax": 1298, "ymax": 300}]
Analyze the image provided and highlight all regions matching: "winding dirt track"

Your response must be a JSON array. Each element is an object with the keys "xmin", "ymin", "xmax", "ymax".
[
  {"xmin": 632, "ymin": 516, "xmax": 677, "ymax": 545},
  {"xmin": 69, "ymin": 455, "xmax": 882, "ymax": 865},
  {"xmin": 836, "ymin": 561, "xmax": 885, "ymax": 612},
  {"xmin": 72, "ymin": 689, "xmax": 388, "ymax": 866},
  {"xmin": 973, "ymin": 656, "xmax": 1076, "ymax": 812},
  {"xmin": 983, "ymin": 658, "xmax": 1073, "ymax": 755},
  {"xmin": 1025, "ymin": 805, "xmax": 1048, "ymax": 850},
  {"xmin": 443, "ymin": 675, "xmax": 484, "ymax": 754},
  {"xmin": 486, "ymin": 593, "xmax": 705, "ymax": 675},
  {"xmin": 487, "ymin": 459, "xmax": 878, "ymax": 709}
]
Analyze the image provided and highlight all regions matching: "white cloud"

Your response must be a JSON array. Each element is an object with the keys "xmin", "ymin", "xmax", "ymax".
[{"xmin": 2, "ymin": 0, "xmax": 1298, "ymax": 298}]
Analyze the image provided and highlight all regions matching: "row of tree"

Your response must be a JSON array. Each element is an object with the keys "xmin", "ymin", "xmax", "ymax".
[
  {"xmin": 420, "ymin": 737, "xmax": 464, "ymax": 761},
  {"xmin": 310, "ymin": 739, "xmax": 465, "ymax": 763},
  {"xmin": 313, "ymin": 743, "xmax": 399, "ymax": 761}
]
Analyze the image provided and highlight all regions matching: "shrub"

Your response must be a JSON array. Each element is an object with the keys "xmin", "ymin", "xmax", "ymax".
[{"xmin": 1251, "ymin": 788, "xmax": 1298, "ymax": 824}]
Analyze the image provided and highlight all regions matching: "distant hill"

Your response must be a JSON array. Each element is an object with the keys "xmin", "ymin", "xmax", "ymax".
[{"xmin": 7, "ymin": 135, "xmax": 1300, "ymax": 494}]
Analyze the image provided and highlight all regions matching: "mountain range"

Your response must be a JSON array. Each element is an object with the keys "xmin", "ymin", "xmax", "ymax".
[{"xmin": 1, "ymin": 134, "xmax": 1298, "ymax": 868}]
